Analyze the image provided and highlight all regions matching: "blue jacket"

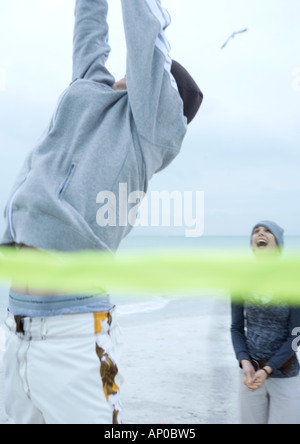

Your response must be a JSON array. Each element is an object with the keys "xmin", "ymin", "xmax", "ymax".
[{"xmin": 231, "ymin": 297, "xmax": 300, "ymax": 378}]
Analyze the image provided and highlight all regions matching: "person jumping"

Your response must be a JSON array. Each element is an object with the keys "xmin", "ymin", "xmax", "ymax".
[{"xmin": 1, "ymin": 0, "xmax": 203, "ymax": 424}]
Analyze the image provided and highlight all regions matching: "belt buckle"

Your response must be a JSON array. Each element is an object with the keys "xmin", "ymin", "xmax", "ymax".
[
  {"xmin": 14, "ymin": 316, "xmax": 25, "ymax": 334},
  {"xmin": 252, "ymin": 360, "xmax": 260, "ymax": 372}
]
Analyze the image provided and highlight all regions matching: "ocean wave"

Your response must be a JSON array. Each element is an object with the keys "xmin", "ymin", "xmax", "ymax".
[{"xmin": 116, "ymin": 297, "xmax": 170, "ymax": 317}]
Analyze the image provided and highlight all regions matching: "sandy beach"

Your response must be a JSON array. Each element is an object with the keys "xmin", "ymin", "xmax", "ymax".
[
  {"xmin": 0, "ymin": 295, "xmax": 240, "ymax": 425},
  {"xmin": 118, "ymin": 296, "xmax": 239, "ymax": 425}
]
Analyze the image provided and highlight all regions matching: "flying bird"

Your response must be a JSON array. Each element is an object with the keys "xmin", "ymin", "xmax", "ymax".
[{"xmin": 221, "ymin": 28, "xmax": 248, "ymax": 49}]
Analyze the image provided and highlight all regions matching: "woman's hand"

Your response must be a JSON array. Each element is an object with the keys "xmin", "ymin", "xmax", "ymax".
[
  {"xmin": 245, "ymin": 366, "xmax": 273, "ymax": 392},
  {"xmin": 246, "ymin": 370, "xmax": 268, "ymax": 391},
  {"xmin": 241, "ymin": 360, "xmax": 256, "ymax": 389}
]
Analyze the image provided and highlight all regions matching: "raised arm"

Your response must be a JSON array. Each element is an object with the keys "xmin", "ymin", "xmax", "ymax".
[
  {"xmin": 121, "ymin": 0, "xmax": 187, "ymax": 148},
  {"xmin": 72, "ymin": 0, "xmax": 115, "ymax": 85}
]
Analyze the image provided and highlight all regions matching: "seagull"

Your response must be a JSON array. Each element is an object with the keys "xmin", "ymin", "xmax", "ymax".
[{"xmin": 221, "ymin": 28, "xmax": 248, "ymax": 49}]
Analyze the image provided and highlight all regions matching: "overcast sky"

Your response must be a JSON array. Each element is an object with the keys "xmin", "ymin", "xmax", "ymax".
[{"xmin": 0, "ymin": 0, "xmax": 299, "ymax": 237}]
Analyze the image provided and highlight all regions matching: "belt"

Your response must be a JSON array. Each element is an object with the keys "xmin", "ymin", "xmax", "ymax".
[
  {"xmin": 14, "ymin": 315, "xmax": 25, "ymax": 334},
  {"xmin": 251, "ymin": 354, "xmax": 298, "ymax": 376}
]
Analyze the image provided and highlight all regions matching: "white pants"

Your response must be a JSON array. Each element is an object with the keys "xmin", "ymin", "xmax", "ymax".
[
  {"xmin": 239, "ymin": 374, "xmax": 300, "ymax": 424},
  {"xmin": 3, "ymin": 310, "xmax": 122, "ymax": 424}
]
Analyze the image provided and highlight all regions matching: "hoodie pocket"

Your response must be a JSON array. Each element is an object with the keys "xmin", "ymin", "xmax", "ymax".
[{"xmin": 58, "ymin": 164, "xmax": 76, "ymax": 200}]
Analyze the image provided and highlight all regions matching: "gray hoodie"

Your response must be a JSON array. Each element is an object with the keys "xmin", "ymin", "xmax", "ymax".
[{"xmin": 1, "ymin": 0, "xmax": 188, "ymax": 253}]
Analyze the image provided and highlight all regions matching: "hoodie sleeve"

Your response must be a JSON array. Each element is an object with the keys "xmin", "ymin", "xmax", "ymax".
[
  {"xmin": 121, "ymin": 0, "xmax": 187, "ymax": 150},
  {"xmin": 72, "ymin": 0, "xmax": 115, "ymax": 85}
]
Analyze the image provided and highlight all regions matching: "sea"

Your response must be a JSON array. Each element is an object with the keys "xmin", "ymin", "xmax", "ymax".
[{"xmin": 1, "ymin": 234, "xmax": 300, "ymax": 325}]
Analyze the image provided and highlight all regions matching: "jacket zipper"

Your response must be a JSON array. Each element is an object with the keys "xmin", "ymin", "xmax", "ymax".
[{"xmin": 58, "ymin": 164, "xmax": 76, "ymax": 199}]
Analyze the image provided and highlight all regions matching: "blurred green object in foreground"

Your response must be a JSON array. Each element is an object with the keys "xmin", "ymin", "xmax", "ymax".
[{"xmin": 0, "ymin": 247, "xmax": 299, "ymax": 305}]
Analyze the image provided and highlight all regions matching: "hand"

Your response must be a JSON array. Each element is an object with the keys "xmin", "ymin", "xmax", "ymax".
[
  {"xmin": 241, "ymin": 360, "xmax": 256, "ymax": 388},
  {"xmin": 246, "ymin": 366, "xmax": 272, "ymax": 392},
  {"xmin": 246, "ymin": 370, "xmax": 268, "ymax": 392}
]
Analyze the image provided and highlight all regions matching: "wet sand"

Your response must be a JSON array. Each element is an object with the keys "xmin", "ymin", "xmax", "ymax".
[{"xmin": 118, "ymin": 296, "xmax": 239, "ymax": 424}]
